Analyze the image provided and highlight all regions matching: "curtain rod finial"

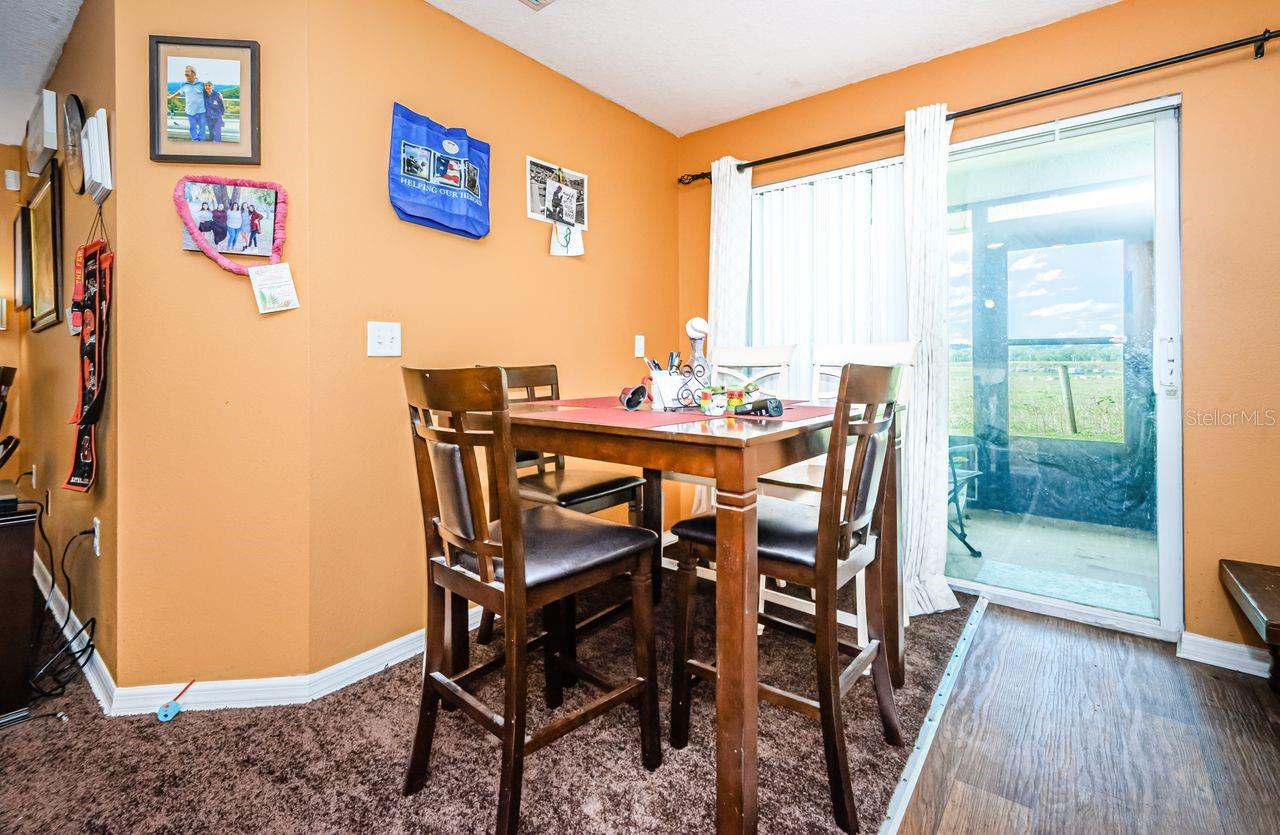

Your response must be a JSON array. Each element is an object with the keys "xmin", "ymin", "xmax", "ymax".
[{"xmin": 678, "ymin": 171, "xmax": 712, "ymax": 185}]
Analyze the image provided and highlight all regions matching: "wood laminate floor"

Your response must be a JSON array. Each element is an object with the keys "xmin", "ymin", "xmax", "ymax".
[{"xmin": 899, "ymin": 604, "xmax": 1280, "ymax": 834}]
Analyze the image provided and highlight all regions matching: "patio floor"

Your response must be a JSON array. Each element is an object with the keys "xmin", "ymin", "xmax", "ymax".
[{"xmin": 945, "ymin": 508, "xmax": 1159, "ymax": 618}]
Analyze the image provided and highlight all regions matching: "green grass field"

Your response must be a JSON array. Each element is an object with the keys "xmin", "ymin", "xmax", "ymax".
[{"xmin": 949, "ymin": 362, "xmax": 1123, "ymax": 443}]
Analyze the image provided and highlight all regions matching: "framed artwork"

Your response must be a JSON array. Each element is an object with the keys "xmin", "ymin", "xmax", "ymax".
[
  {"xmin": 12, "ymin": 207, "xmax": 31, "ymax": 311},
  {"xmin": 149, "ymin": 35, "xmax": 260, "ymax": 164},
  {"xmin": 526, "ymin": 156, "xmax": 588, "ymax": 230},
  {"xmin": 28, "ymin": 159, "xmax": 63, "ymax": 332},
  {"xmin": 178, "ymin": 179, "xmax": 279, "ymax": 258}
]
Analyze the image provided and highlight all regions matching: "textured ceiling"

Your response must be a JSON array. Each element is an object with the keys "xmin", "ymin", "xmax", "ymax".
[
  {"xmin": 0, "ymin": 0, "xmax": 83, "ymax": 146},
  {"xmin": 425, "ymin": 0, "xmax": 1119, "ymax": 136}
]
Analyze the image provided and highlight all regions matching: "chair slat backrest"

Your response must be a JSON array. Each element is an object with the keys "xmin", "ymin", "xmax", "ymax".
[
  {"xmin": 811, "ymin": 341, "xmax": 916, "ymax": 403},
  {"xmin": 713, "ymin": 344, "xmax": 796, "ymax": 398},
  {"xmin": 815, "ymin": 363, "xmax": 903, "ymax": 577},
  {"xmin": 495, "ymin": 363, "xmax": 562, "ymax": 473},
  {"xmin": 403, "ymin": 366, "xmax": 527, "ymax": 594}
]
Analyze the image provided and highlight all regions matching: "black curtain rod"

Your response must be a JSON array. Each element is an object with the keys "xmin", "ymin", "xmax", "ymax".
[{"xmin": 677, "ymin": 26, "xmax": 1276, "ymax": 185}]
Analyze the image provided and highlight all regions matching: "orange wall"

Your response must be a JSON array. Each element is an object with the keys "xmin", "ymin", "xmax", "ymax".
[
  {"xmin": 676, "ymin": 0, "xmax": 1280, "ymax": 645},
  {"xmin": 110, "ymin": 0, "xmax": 313, "ymax": 686},
  {"xmin": 15, "ymin": 0, "xmax": 120, "ymax": 674},
  {"xmin": 97, "ymin": 0, "xmax": 676, "ymax": 684},
  {"xmin": 304, "ymin": 0, "xmax": 678, "ymax": 670}
]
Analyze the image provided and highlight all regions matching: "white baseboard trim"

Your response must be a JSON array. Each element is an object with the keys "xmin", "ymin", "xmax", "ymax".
[
  {"xmin": 1176, "ymin": 631, "xmax": 1270, "ymax": 679},
  {"xmin": 33, "ymin": 552, "xmax": 482, "ymax": 717}
]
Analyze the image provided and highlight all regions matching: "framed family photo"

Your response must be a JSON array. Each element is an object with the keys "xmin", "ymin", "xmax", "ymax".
[
  {"xmin": 149, "ymin": 35, "xmax": 260, "ymax": 164},
  {"xmin": 526, "ymin": 156, "xmax": 588, "ymax": 230},
  {"xmin": 28, "ymin": 159, "xmax": 63, "ymax": 332}
]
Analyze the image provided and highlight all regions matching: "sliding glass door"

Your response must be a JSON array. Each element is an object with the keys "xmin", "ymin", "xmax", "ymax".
[{"xmin": 944, "ymin": 100, "xmax": 1182, "ymax": 636}]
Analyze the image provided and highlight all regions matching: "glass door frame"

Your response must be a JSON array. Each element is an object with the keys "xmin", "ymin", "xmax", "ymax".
[{"xmin": 944, "ymin": 96, "xmax": 1184, "ymax": 642}]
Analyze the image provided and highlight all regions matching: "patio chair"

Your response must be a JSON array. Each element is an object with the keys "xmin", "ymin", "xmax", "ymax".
[{"xmin": 948, "ymin": 443, "xmax": 982, "ymax": 557}]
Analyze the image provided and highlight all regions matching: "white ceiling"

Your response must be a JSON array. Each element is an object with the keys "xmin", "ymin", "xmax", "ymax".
[
  {"xmin": 425, "ymin": 0, "xmax": 1119, "ymax": 136},
  {"xmin": 0, "ymin": 0, "xmax": 83, "ymax": 145}
]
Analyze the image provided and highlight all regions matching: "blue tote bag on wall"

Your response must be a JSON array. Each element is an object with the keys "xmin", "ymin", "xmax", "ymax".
[{"xmin": 388, "ymin": 103, "xmax": 490, "ymax": 239}]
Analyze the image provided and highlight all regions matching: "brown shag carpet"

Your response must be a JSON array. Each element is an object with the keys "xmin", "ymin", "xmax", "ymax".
[{"xmin": 0, "ymin": 580, "xmax": 973, "ymax": 834}]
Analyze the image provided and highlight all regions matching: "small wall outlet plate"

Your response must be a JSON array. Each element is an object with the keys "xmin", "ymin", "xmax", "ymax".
[
  {"xmin": 634, "ymin": 334, "xmax": 645, "ymax": 358},
  {"xmin": 3, "ymin": 170, "xmax": 19, "ymax": 191},
  {"xmin": 367, "ymin": 321, "xmax": 402, "ymax": 357}
]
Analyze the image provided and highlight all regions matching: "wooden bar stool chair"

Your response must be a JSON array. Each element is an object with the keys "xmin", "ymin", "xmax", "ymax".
[
  {"xmin": 476, "ymin": 363, "xmax": 648, "ymax": 647},
  {"xmin": 758, "ymin": 341, "xmax": 918, "ymax": 644},
  {"xmin": 668, "ymin": 362, "xmax": 904, "ymax": 834},
  {"xmin": 401, "ymin": 366, "xmax": 661, "ymax": 834}
]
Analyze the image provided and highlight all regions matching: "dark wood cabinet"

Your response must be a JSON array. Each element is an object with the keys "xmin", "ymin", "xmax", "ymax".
[{"xmin": 0, "ymin": 506, "xmax": 39, "ymax": 723}]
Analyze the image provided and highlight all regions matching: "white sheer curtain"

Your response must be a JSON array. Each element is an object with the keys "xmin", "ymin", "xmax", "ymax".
[
  {"xmin": 707, "ymin": 156, "xmax": 753, "ymax": 349},
  {"xmin": 746, "ymin": 109, "xmax": 957, "ymax": 617},
  {"xmin": 903, "ymin": 103, "xmax": 960, "ymax": 616},
  {"xmin": 749, "ymin": 161, "xmax": 907, "ymax": 397},
  {"xmin": 694, "ymin": 157, "xmax": 754, "ymax": 516}
]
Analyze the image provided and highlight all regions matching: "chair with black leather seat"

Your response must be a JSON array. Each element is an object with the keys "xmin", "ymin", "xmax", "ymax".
[
  {"xmin": 668, "ymin": 362, "xmax": 904, "ymax": 834},
  {"xmin": 475, "ymin": 363, "xmax": 647, "ymax": 646},
  {"xmin": 401, "ymin": 366, "xmax": 661, "ymax": 834}
]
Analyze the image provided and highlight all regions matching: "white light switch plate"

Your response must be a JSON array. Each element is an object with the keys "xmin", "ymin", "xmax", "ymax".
[
  {"xmin": 367, "ymin": 321, "xmax": 402, "ymax": 357},
  {"xmin": 634, "ymin": 334, "xmax": 645, "ymax": 358}
]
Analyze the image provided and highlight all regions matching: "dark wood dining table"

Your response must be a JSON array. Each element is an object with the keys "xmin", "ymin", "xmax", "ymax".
[{"xmin": 506, "ymin": 399, "xmax": 906, "ymax": 834}]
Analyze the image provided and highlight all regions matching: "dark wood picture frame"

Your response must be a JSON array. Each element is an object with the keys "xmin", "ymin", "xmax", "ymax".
[
  {"xmin": 11, "ymin": 207, "xmax": 31, "ymax": 311},
  {"xmin": 28, "ymin": 159, "xmax": 62, "ymax": 332},
  {"xmin": 149, "ymin": 35, "xmax": 261, "ymax": 165}
]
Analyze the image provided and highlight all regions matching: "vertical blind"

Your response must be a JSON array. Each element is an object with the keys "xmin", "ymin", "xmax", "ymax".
[{"xmin": 748, "ymin": 160, "xmax": 909, "ymax": 397}]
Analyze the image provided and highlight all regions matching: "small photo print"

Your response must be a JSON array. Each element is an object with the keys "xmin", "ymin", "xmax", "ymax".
[
  {"xmin": 401, "ymin": 141, "xmax": 433, "ymax": 180},
  {"xmin": 526, "ymin": 156, "xmax": 588, "ymax": 230},
  {"xmin": 180, "ymin": 180, "xmax": 278, "ymax": 258},
  {"xmin": 542, "ymin": 181, "xmax": 578, "ymax": 226},
  {"xmin": 433, "ymin": 155, "xmax": 464, "ymax": 188},
  {"xmin": 465, "ymin": 162, "xmax": 480, "ymax": 197}
]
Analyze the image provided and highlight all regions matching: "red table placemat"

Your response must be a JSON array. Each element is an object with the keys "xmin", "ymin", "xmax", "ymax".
[
  {"xmin": 516, "ymin": 407, "xmax": 711, "ymax": 428},
  {"xmin": 516, "ymin": 403, "xmax": 834, "ymax": 429},
  {"xmin": 534, "ymin": 396, "xmax": 626, "ymax": 409}
]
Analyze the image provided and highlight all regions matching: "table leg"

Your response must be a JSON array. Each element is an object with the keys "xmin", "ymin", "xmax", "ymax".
[
  {"xmin": 715, "ymin": 450, "xmax": 758, "ymax": 834},
  {"xmin": 642, "ymin": 469, "xmax": 664, "ymax": 602},
  {"xmin": 884, "ymin": 412, "xmax": 906, "ymax": 688}
]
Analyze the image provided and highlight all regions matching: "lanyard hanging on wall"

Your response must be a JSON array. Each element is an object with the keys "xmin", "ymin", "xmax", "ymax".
[{"xmin": 64, "ymin": 204, "xmax": 113, "ymax": 493}]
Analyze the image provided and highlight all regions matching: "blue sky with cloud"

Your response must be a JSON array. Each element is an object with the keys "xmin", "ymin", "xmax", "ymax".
[{"xmin": 949, "ymin": 236, "xmax": 1125, "ymax": 343}]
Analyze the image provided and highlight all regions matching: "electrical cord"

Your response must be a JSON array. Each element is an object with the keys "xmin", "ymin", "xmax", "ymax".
[
  {"xmin": 0, "ymin": 710, "xmax": 68, "ymax": 736},
  {"xmin": 29, "ymin": 533, "xmax": 95, "ymax": 702},
  {"xmin": 13, "ymin": 485, "xmax": 99, "ymax": 703},
  {"xmin": 18, "ymin": 499, "xmax": 61, "ymax": 635}
]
